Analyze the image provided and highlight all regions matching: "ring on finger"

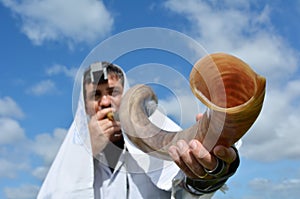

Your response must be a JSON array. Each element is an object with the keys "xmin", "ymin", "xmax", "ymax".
[
  {"xmin": 204, "ymin": 157, "xmax": 227, "ymax": 177},
  {"xmin": 197, "ymin": 172, "xmax": 208, "ymax": 179}
]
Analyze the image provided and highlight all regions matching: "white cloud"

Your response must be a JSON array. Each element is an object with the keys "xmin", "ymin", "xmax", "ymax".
[
  {"xmin": 31, "ymin": 128, "xmax": 67, "ymax": 164},
  {"xmin": 26, "ymin": 79, "xmax": 57, "ymax": 96},
  {"xmin": 4, "ymin": 184, "xmax": 39, "ymax": 199},
  {"xmin": 25, "ymin": 128, "xmax": 67, "ymax": 184},
  {"xmin": 0, "ymin": 125, "xmax": 67, "ymax": 195},
  {"xmin": 164, "ymin": 0, "xmax": 300, "ymax": 161},
  {"xmin": 247, "ymin": 177, "xmax": 300, "ymax": 199},
  {"xmin": 0, "ymin": 125, "xmax": 67, "ymax": 193},
  {"xmin": 32, "ymin": 166, "xmax": 49, "ymax": 180},
  {"xmin": 0, "ymin": 158, "xmax": 28, "ymax": 178},
  {"xmin": 46, "ymin": 64, "xmax": 77, "ymax": 79},
  {"xmin": 0, "ymin": 117, "xmax": 26, "ymax": 145},
  {"xmin": 0, "ymin": 97, "xmax": 24, "ymax": 118},
  {"xmin": 240, "ymin": 87, "xmax": 300, "ymax": 161},
  {"xmin": 1, "ymin": 0, "xmax": 113, "ymax": 46}
]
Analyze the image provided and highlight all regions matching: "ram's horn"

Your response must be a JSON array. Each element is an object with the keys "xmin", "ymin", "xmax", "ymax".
[{"xmin": 119, "ymin": 53, "xmax": 266, "ymax": 160}]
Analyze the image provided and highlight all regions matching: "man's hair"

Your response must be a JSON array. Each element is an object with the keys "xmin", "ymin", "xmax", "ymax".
[{"xmin": 83, "ymin": 61, "xmax": 124, "ymax": 86}]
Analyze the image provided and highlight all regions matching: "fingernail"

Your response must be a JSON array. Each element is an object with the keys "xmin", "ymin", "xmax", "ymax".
[
  {"xmin": 168, "ymin": 147, "xmax": 178, "ymax": 159},
  {"xmin": 177, "ymin": 141, "xmax": 183, "ymax": 150},
  {"xmin": 190, "ymin": 140, "xmax": 197, "ymax": 150},
  {"xmin": 217, "ymin": 149, "xmax": 225, "ymax": 157}
]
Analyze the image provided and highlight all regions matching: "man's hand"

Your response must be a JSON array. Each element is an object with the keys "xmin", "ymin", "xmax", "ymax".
[
  {"xmin": 168, "ymin": 140, "xmax": 237, "ymax": 179},
  {"xmin": 168, "ymin": 113, "xmax": 237, "ymax": 179},
  {"xmin": 88, "ymin": 107, "xmax": 121, "ymax": 156}
]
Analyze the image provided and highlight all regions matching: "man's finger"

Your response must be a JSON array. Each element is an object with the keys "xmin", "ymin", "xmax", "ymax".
[
  {"xmin": 189, "ymin": 140, "xmax": 217, "ymax": 171},
  {"xmin": 213, "ymin": 145, "xmax": 237, "ymax": 164},
  {"xmin": 96, "ymin": 107, "xmax": 114, "ymax": 120},
  {"xmin": 168, "ymin": 145, "xmax": 198, "ymax": 179},
  {"xmin": 196, "ymin": 113, "xmax": 203, "ymax": 121}
]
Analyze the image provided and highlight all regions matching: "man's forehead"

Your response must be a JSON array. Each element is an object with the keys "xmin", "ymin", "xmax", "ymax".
[
  {"xmin": 108, "ymin": 73, "xmax": 122, "ymax": 82},
  {"xmin": 94, "ymin": 75, "xmax": 123, "ymax": 89},
  {"xmin": 88, "ymin": 73, "xmax": 119, "ymax": 84}
]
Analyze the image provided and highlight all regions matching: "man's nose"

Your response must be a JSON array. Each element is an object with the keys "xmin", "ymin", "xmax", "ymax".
[{"xmin": 99, "ymin": 95, "xmax": 111, "ymax": 107}]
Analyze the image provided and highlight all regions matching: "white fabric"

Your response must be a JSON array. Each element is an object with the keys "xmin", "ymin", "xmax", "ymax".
[{"xmin": 37, "ymin": 64, "xmax": 215, "ymax": 199}]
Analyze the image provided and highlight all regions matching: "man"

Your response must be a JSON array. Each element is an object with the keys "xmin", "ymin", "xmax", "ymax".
[{"xmin": 38, "ymin": 61, "xmax": 239, "ymax": 198}]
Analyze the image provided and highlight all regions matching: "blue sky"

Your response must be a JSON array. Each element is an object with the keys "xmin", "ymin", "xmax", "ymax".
[{"xmin": 1, "ymin": 0, "xmax": 300, "ymax": 198}]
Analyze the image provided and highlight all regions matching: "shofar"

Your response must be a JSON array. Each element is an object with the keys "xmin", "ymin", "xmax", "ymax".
[{"xmin": 119, "ymin": 53, "xmax": 266, "ymax": 160}]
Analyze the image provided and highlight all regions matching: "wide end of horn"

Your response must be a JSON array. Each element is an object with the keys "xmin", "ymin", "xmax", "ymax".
[
  {"xmin": 190, "ymin": 53, "xmax": 266, "ymax": 148},
  {"xmin": 190, "ymin": 53, "xmax": 265, "ymax": 112}
]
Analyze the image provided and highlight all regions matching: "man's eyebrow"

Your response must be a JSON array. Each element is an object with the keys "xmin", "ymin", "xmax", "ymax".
[
  {"xmin": 89, "ymin": 89, "xmax": 101, "ymax": 95},
  {"xmin": 90, "ymin": 88, "xmax": 98, "ymax": 93},
  {"xmin": 107, "ymin": 86, "xmax": 121, "ymax": 91}
]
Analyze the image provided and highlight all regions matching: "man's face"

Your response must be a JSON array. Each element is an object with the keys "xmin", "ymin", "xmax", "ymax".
[{"xmin": 85, "ymin": 73, "xmax": 123, "ymax": 116}]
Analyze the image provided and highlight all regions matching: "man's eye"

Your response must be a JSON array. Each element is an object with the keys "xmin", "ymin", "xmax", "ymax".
[
  {"xmin": 111, "ymin": 90, "xmax": 121, "ymax": 97},
  {"xmin": 93, "ymin": 92, "xmax": 102, "ymax": 100}
]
